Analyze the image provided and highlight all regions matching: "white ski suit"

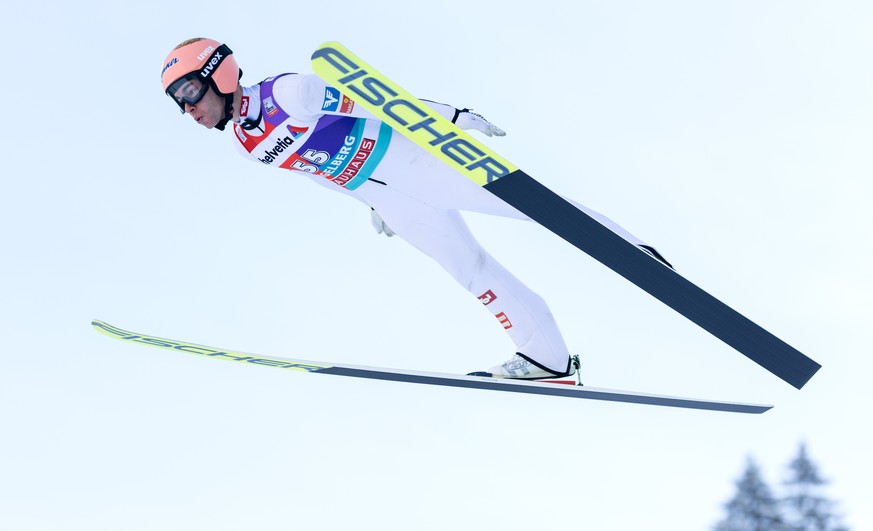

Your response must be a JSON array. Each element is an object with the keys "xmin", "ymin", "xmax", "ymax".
[{"xmin": 231, "ymin": 73, "xmax": 652, "ymax": 373}]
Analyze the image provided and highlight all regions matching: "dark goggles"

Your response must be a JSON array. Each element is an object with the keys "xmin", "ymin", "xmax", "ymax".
[{"xmin": 166, "ymin": 73, "xmax": 210, "ymax": 113}]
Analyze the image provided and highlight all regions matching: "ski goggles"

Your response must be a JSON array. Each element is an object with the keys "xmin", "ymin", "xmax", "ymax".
[{"xmin": 166, "ymin": 73, "xmax": 210, "ymax": 113}]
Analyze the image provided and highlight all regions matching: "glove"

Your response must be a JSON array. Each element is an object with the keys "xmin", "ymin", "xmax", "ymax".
[
  {"xmin": 370, "ymin": 209, "xmax": 395, "ymax": 237},
  {"xmin": 455, "ymin": 109, "xmax": 506, "ymax": 137}
]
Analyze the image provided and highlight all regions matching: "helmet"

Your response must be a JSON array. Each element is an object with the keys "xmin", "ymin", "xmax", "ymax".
[{"xmin": 161, "ymin": 38, "xmax": 241, "ymax": 129}]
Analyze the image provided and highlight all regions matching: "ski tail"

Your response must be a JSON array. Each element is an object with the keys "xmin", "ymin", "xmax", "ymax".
[{"xmin": 484, "ymin": 172, "xmax": 821, "ymax": 389}]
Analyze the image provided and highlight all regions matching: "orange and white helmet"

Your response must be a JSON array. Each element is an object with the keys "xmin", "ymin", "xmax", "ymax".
[{"xmin": 161, "ymin": 38, "xmax": 241, "ymax": 117}]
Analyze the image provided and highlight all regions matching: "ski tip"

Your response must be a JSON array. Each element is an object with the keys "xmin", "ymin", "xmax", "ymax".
[{"xmin": 311, "ymin": 41, "xmax": 343, "ymax": 59}]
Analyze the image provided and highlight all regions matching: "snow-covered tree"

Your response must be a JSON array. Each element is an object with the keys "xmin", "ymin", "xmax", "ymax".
[
  {"xmin": 781, "ymin": 443, "xmax": 849, "ymax": 531},
  {"xmin": 714, "ymin": 457, "xmax": 787, "ymax": 531}
]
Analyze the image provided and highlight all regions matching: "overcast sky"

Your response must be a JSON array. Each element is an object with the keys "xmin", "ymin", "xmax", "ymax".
[{"xmin": 2, "ymin": 1, "xmax": 870, "ymax": 530}]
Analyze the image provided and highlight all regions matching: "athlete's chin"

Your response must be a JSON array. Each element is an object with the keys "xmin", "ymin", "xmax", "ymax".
[{"xmin": 193, "ymin": 116, "xmax": 220, "ymax": 129}]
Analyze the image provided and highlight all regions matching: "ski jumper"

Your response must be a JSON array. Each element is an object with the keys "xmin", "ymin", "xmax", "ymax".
[{"xmin": 231, "ymin": 73, "xmax": 650, "ymax": 372}]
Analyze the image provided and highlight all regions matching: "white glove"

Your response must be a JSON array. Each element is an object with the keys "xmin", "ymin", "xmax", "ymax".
[
  {"xmin": 370, "ymin": 209, "xmax": 395, "ymax": 237},
  {"xmin": 455, "ymin": 109, "xmax": 506, "ymax": 137}
]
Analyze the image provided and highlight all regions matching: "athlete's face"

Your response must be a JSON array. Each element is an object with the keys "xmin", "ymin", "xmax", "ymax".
[
  {"xmin": 168, "ymin": 76, "xmax": 225, "ymax": 129},
  {"xmin": 181, "ymin": 84, "xmax": 225, "ymax": 129}
]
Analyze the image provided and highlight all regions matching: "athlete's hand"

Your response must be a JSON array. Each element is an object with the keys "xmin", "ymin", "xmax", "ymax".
[
  {"xmin": 370, "ymin": 209, "xmax": 395, "ymax": 237},
  {"xmin": 456, "ymin": 109, "xmax": 506, "ymax": 137}
]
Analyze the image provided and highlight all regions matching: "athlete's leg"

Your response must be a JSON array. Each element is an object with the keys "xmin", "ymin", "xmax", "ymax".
[
  {"xmin": 356, "ymin": 182, "xmax": 571, "ymax": 372},
  {"xmin": 370, "ymin": 144, "xmax": 661, "ymax": 251}
]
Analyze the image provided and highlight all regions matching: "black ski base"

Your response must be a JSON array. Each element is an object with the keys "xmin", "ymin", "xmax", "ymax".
[{"xmin": 484, "ymin": 171, "xmax": 821, "ymax": 389}]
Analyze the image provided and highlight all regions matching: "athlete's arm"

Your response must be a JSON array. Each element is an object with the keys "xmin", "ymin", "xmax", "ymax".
[{"xmin": 291, "ymin": 74, "xmax": 506, "ymax": 136}]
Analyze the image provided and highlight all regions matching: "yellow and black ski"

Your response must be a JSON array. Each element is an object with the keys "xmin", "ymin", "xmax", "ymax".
[{"xmin": 311, "ymin": 42, "xmax": 820, "ymax": 390}]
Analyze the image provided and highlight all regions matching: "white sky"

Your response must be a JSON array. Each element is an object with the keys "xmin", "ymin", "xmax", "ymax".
[{"xmin": 2, "ymin": 1, "xmax": 871, "ymax": 529}]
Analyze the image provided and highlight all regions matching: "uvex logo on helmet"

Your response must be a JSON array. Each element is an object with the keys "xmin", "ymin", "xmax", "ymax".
[
  {"xmin": 196, "ymin": 45, "xmax": 215, "ymax": 61},
  {"xmin": 200, "ymin": 49, "xmax": 224, "ymax": 79}
]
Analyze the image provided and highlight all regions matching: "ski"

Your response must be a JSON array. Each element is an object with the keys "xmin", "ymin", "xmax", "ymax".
[
  {"xmin": 92, "ymin": 320, "xmax": 771, "ymax": 414},
  {"xmin": 310, "ymin": 42, "xmax": 821, "ymax": 390}
]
